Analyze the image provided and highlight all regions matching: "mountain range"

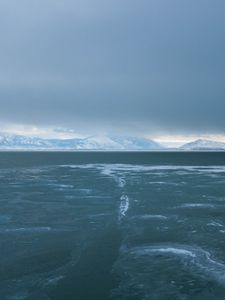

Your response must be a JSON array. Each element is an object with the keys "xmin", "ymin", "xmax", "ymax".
[
  {"xmin": 0, "ymin": 134, "xmax": 225, "ymax": 150},
  {"xmin": 0, "ymin": 134, "xmax": 162, "ymax": 150}
]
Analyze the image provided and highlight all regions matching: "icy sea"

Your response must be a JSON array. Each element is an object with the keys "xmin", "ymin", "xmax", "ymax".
[{"xmin": 1, "ymin": 151, "xmax": 225, "ymax": 300}]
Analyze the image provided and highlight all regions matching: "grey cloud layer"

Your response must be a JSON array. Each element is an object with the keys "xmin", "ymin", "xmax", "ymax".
[{"xmin": 0, "ymin": 0, "xmax": 224, "ymax": 133}]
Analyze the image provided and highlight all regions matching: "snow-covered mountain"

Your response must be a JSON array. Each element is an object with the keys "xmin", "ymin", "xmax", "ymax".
[
  {"xmin": 109, "ymin": 136, "xmax": 162, "ymax": 150},
  {"xmin": 180, "ymin": 139, "xmax": 225, "ymax": 150},
  {"xmin": 0, "ymin": 134, "xmax": 163, "ymax": 150},
  {"xmin": 0, "ymin": 134, "xmax": 52, "ymax": 149}
]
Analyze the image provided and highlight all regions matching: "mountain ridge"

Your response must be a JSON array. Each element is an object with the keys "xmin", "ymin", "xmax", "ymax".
[
  {"xmin": 180, "ymin": 139, "xmax": 225, "ymax": 150},
  {"xmin": 0, "ymin": 133, "xmax": 163, "ymax": 150},
  {"xmin": 1, "ymin": 134, "xmax": 225, "ymax": 151}
]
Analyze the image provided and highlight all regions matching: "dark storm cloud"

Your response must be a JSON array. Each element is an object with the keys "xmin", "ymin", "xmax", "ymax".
[{"xmin": 0, "ymin": 0, "xmax": 224, "ymax": 133}]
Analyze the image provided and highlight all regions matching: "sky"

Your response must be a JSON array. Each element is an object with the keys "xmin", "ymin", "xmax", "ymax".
[{"xmin": 0, "ymin": 0, "xmax": 224, "ymax": 142}]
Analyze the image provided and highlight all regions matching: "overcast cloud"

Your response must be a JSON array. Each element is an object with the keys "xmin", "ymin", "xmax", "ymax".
[{"xmin": 0, "ymin": 0, "xmax": 224, "ymax": 135}]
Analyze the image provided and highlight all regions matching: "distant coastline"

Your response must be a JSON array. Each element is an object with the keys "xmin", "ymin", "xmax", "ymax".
[{"xmin": 1, "ymin": 134, "xmax": 225, "ymax": 151}]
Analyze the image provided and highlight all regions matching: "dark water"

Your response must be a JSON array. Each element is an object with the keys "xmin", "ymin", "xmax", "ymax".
[{"xmin": 1, "ymin": 151, "xmax": 225, "ymax": 300}]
